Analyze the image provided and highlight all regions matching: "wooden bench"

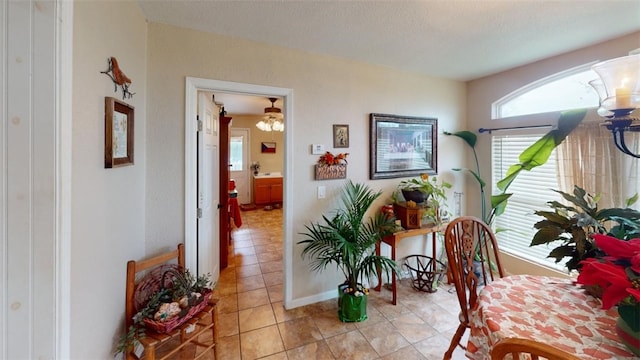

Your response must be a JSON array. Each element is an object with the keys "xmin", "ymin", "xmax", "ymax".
[{"xmin": 125, "ymin": 244, "xmax": 218, "ymax": 360}]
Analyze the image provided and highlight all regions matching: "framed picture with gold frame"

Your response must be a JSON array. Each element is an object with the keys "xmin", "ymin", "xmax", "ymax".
[{"xmin": 105, "ymin": 97, "xmax": 134, "ymax": 168}]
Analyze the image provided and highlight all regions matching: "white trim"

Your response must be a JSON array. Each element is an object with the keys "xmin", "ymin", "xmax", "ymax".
[
  {"xmin": 0, "ymin": 0, "xmax": 7, "ymax": 356},
  {"xmin": 287, "ymin": 289, "xmax": 336, "ymax": 310},
  {"xmin": 184, "ymin": 78, "xmax": 295, "ymax": 308},
  {"xmin": 55, "ymin": 0, "xmax": 72, "ymax": 357}
]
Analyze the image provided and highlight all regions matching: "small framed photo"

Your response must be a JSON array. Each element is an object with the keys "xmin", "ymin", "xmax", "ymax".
[
  {"xmin": 333, "ymin": 124, "xmax": 349, "ymax": 148},
  {"xmin": 261, "ymin": 142, "xmax": 276, "ymax": 153},
  {"xmin": 105, "ymin": 97, "xmax": 134, "ymax": 168}
]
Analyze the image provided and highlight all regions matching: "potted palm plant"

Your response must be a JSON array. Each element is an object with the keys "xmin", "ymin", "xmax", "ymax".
[{"xmin": 299, "ymin": 180, "xmax": 399, "ymax": 322}]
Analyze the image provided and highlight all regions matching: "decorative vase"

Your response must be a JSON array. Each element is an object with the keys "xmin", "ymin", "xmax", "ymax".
[
  {"xmin": 337, "ymin": 283, "xmax": 368, "ymax": 322},
  {"xmin": 616, "ymin": 304, "xmax": 640, "ymax": 356},
  {"xmin": 401, "ymin": 189, "xmax": 426, "ymax": 204}
]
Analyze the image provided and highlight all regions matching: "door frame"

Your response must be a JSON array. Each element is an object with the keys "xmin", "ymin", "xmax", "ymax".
[{"xmin": 184, "ymin": 77, "xmax": 294, "ymax": 307}]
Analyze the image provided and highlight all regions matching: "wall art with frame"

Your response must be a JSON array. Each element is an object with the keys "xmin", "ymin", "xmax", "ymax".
[
  {"xmin": 105, "ymin": 97, "xmax": 134, "ymax": 168},
  {"xmin": 369, "ymin": 113, "xmax": 437, "ymax": 179},
  {"xmin": 261, "ymin": 142, "xmax": 276, "ymax": 153},
  {"xmin": 333, "ymin": 124, "xmax": 349, "ymax": 148}
]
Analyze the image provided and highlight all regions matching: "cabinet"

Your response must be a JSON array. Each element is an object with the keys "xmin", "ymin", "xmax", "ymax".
[{"xmin": 254, "ymin": 177, "xmax": 283, "ymax": 206}]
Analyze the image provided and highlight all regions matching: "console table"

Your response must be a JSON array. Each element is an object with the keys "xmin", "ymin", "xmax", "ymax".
[{"xmin": 374, "ymin": 223, "xmax": 445, "ymax": 305}]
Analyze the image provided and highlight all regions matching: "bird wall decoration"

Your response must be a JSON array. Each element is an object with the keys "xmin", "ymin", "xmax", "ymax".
[{"xmin": 101, "ymin": 57, "xmax": 135, "ymax": 99}]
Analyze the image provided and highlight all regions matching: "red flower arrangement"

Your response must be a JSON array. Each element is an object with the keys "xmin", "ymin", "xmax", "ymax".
[
  {"xmin": 576, "ymin": 234, "xmax": 640, "ymax": 338},
  {"xmin": 318, "ymin": 151, "xmax": 348, "ymax": 166},
  {"xmin": 576, "ymin": 234, "xmax": 640, "ymax": 309}
]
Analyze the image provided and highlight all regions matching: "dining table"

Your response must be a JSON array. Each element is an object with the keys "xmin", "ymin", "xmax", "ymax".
[{"xmin": 466, "ymin": 274, "xmax": 637, "ymax": 359}]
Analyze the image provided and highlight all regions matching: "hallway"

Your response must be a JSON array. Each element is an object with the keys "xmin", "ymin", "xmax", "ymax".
[{"xmin": 212, "ymin": 208, "xmax": 468, "ymax": 360}]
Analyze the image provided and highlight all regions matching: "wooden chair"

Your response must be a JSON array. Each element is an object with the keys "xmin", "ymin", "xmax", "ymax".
[
  {"xmin": 443, "ymin": 216, "xmax": 505, "ymax": 359},
  {"xmin": 125, "ymin": 244, "xmax": 218, "ymax": 360},
  {"xmin": 491, "ymin": 338, "xmax": 581, "ymax": 360}
]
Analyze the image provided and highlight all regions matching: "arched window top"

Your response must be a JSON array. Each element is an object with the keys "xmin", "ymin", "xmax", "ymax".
[{"xmin": 493, "ymin": 63, "xmax": 599, "ymax": 119}]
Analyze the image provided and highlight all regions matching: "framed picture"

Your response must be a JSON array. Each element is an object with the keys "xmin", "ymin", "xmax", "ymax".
[
  {"xmin": 369, "ymin": 113, "xmax": 437, "ymax": 179},
  {"xmin": 105, "ymin": 97, "xmax": 134, "ymax": 168},
  {"xmin": 333, "ymin": 124, "xmax": 349, "ymax": 148},
  {"xmin": 261, "ymin": 142, "xmax": 276, "ymax": 153}
]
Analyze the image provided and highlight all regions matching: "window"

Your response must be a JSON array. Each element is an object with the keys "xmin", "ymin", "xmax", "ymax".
[
  {"xmin": 229, "ymin": 135, "xmax": 244, "ymax": 171},
  {"xmin": 494, "ymin": 66, "xmax": 598, "ymax": 118},
  {"xmin": 489, "ymin": 63, "xmax": 640, "ymax": 271},
  {"xmin": 492, "ymin": 135, "xmax": 567, "ymax": 270}
]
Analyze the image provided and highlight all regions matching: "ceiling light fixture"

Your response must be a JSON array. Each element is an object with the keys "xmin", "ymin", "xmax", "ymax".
[
  {"xmin": 256, "ymin": 97, "xmax": 284, "ymax": 132},
  {"xmin": 591, "ymin": 54, "xmax": 640, "ymax": 158}
]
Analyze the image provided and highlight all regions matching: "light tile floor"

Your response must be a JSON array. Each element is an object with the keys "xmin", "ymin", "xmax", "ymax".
[{"xmin": 197, "ymin": 207, "xmax": 469, "ymax": 360}]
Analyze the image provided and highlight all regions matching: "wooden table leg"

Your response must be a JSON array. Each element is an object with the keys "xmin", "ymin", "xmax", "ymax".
[
  {"xmin": 431, "ymin": 232, "xmax": 437, "ymax": 274},
  {"xmin": 391, "ymin": 239, "xmax": 397, "ymax": 305},
  {"xmin": 374, "ymin": 241, "xmax": 382, "ymax": 291}
]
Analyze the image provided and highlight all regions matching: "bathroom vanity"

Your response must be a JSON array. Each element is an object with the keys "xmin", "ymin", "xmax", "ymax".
[{"xmin": 253, "ymin": 172, "xmax": 283, "ymax": 206}]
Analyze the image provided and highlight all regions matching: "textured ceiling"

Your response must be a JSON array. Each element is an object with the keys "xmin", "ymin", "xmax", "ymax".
[{"xmin": 137, "ymin": 0, "xmax": 640, "ymax": 113}]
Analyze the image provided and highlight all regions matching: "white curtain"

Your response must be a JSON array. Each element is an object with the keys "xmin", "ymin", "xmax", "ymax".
[{"xmin": 557, "ymin": 120, "xmax": 640, "ymax": 209}]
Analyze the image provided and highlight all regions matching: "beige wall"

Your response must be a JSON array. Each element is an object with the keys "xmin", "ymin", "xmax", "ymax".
[
  {"xmin": 466, "ymin": 31, "xmax": 640, "ymax": 277},
  {"xmin": 145, "ymin": 22, "xmax": 467, "ymax": 303},
  {"xmin": 72, "ymin": 1, "xmax": 147, "ymax": 357}
]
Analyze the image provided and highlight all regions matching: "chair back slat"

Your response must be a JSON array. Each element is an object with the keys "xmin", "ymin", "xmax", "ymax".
[
  {"xmin": 444, "ymin": 216, "xmax": 504, "ymax": 323},
  {"xmin": 444, "ymin": 216, "xmax": 506, "ymax": 359}
]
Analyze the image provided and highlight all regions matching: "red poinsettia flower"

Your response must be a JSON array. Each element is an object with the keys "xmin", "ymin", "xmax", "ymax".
[
  {"xmin": 577, "ymin": 258, "xmax": 640, "ymax": 309},
  {"xmin": 592, "ymin": 234, "xmax": 640, "ymax": 273}
]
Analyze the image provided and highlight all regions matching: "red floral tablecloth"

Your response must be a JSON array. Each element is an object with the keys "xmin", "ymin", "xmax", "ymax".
[{"xmin": 466, "ymin": 274, "xmax": 636, "ymax": 359}]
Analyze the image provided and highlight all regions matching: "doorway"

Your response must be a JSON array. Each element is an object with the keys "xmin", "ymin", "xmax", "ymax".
[
  {"xmin": 230, "ymin": 128, "xmax": 251, "ymax": 205},
  {"xmin": 184, "ymin": 77, "xmax": 294, "ymax": 308}
]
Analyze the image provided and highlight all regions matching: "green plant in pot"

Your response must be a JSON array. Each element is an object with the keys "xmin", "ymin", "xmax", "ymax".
[
  {"xmin": 530, "ymin": 185, "xmax": 640, "ymax": 272},
  {"xmin": 299, "ymin": 180, "xmax": 399, "ymax": 322},
  {"xmin": 397, "ymin": 173, "xmax": 452, "ymax": 225}
]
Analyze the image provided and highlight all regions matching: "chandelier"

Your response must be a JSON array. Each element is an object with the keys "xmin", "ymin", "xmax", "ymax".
[
  {"xmin": 256, "ymin": 97, "xmax": 284, "ymax": 132},
  {"xmin": 590, "ymin": 53, "xmax": 640, "ymax": 158}
]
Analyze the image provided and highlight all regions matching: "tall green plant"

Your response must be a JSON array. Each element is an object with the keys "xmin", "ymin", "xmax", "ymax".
[
  {"xmin": 298, "ymin": 180, "xmax": 399, "ymax": 293},
  {"xmin": 444, "ymin": 109, "xmax": 587, "ymax": 226}
]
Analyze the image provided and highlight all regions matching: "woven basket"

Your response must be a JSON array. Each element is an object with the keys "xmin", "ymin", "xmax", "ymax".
[
  {"xmin": 134, "ymin": 264, "xmax": 212, "ymax": 334},
  {"xmin": 142, "ymin": 290, "xmax": 212, "ymax": 334},
  {"xmin": 134, "ymin": 264, "xmax": 182, "ymax": 312}
]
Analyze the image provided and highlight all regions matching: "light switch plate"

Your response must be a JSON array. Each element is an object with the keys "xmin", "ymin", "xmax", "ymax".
[
  {"xmin": 311, "ymin": 144, "xmax": 325, "ymax": 155},
  {"xmin": 317, "ymin": 186, "xmax": 326, "ymax": 199}
]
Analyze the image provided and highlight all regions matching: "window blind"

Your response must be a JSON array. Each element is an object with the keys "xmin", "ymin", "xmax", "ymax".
[{"xmin": 492, "ymin": 135, "xmax": 567, "ymax": 271}]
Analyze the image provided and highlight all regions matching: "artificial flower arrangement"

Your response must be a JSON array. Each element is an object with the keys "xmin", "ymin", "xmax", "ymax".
[
  {"xmin": 576, "ymin": 234, "xmax": 640, "ymax": 354},
  {"xmin": 115, "ymin": 267, "xmax": 214, "ymax": 355},
  {"xmin": 317, "ymin": 151, "xmax": 348, "ymax": 166},
  {"xmin": 251, "ymin": 161, "xmax": 261, "ymax": 175}
]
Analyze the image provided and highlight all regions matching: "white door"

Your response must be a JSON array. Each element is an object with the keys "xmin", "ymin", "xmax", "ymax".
[
  {"xmin": 197, "ymin": 92, "xmax": 220, "ymax": 281},
  {"xmin": 230, "ymin": 128, "xmax": 251, "ymax": 204}
]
